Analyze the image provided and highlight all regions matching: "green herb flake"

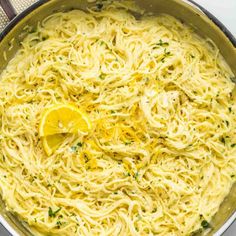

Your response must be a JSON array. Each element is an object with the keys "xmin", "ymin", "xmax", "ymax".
[
  {"xmin": 71, "ymin": 146, "xmax": 77, "ymax": 152},
  {"xmin": 225, "ymin": 120, "xmax": 229, "ymax": 127},
  {"xmin": 77, "ymin": 142, "xmax": 83, "ymax": 147},
  {"xmin": 164, "ymin": 50, "xmax": 171, "ymax": 56},
  {"xmin": 156, "ymin": 39, "xmax": 169, "ymax": 46},
  {"xmin": 134, "ymin": 172, "xmax": 139, "ymax": 179},
  {"xmin": 231, "ymin": 143, "xmax": 236, "ymax": 148},
  {"xmin": 231, "ymin": 175, "xmax": 235, "ymax": 178},
  {"xmin": 96, "ymin": 3, "xmax": 103, "ymax": 11},
  {"xmin": 124, "ymin": 172, "xmax": 131, "ymax": 177},
  {"xmin": 229, "ymin": 107, "xmax": 232, "ymax": 113},
  {"xmin": 43, "ymin": 35, "xmax": 49, "ymax": 40},
  {"xmin": 48, "ymin": 207, "xmax": 61, "ymax": 218},
  {"xmin": 152, "ymin": 208, "xmax": 157, "ymax": 213},
  {"xmin": 56, "ymin": 220, "xmax": 63, "ymax": 229},
  {"xmin": 220, "ymin": 137, "xmax": 226, "ymax": 145},
  {"xmin": 99, "ymin": 74, "xmax": 105, "ymax": 80},
  {"xmin": 84, "ymin": 154, "xmax": 89, "ymax": 163},
  {"xmin": 201, "ymin": 220, "xmax": 210, "ymax": 229}
]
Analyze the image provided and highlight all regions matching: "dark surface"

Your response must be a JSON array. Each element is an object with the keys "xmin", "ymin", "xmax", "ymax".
[
  {"xmin": 0, "ymin": 0, "xmax": 48, "ymax": 41},
  {"xmin": 0, "ymin": 0, "xmax": 17, "ymax": 20}
]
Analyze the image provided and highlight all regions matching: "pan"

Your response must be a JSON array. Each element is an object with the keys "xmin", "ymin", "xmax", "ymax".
[{"xmin": 0, "ymin": 0, "xmax": 236, "ymax": 235}]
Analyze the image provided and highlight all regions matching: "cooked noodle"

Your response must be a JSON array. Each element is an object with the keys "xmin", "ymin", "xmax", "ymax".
[{"xmin": 0, "ymin": 1, "xmax": 236, "ymax": 235}]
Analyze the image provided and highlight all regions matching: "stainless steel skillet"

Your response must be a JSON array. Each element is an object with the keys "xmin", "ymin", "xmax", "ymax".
[{"xmin": 0, "ymin": 0, "xmax": 235, "ymax": 235}]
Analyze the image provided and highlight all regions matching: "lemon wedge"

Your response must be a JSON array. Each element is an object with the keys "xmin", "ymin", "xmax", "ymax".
[{"xmin": 39, "ymin": 104, "xmax": 91, "ymax": 155}]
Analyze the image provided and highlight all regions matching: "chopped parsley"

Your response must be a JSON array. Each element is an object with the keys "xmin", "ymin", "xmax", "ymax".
[
  {"xmin": 156, "ymin": 39, "xmax": 169, "ymax": 46},
  {"xmin": 152, "ymin": 208, "xmax": 157, "ymax": 213},
  {"xmin": 125, "ymin": 141, "xmax": 131, "ymax": 145},
  {"xmin": 48, "ymin": 207, "xmax": 61, "ymax": 218},
  {"xmin": 42, "ymin": 36, "xmax": 49, "ymax": 41},
  {"xmin": 56, "ymin": 220, "xmax": 62, "ymax": 228},
  {"xmin": 164, "ymin": 48, "xmax": 171, "ymax": 56},
  {"xmin": 124, "ymin": 172, "xmax": 131, "ymax": 177},
  {"xmin": 220, "ymin": 137, "xmax": 226, "ymax": 145},
  {"xmin": 71, "ymin": 146, "xmax": 77, "ymax": 152},
  {"xmin": 84, "ymin": 154, "xmax": 89, "ymax": 163},
  {"xmin": 96, "ymin": 3, "xmax": 103, "ymax": 11},
  {"xmin": 201, "ymin": 220, "xmax": 210, "ymax": 229},
  {"xmin": 77, "ymin": 142, "xmax": 83, "ymax": 147},
  {"xmin": 71, "ymin": 142, "xmax": 83, "ymax": 152},
  {"xmin": 231, "ymin": 143, "xmax": 236, "ymax": 148},
  {"xmin": 99, "ymin": 73, "xmax": 106, "ymax": 80},
  {"xmin": 160, "ymin": 48, "xmax": 172, "ymax": 63}
]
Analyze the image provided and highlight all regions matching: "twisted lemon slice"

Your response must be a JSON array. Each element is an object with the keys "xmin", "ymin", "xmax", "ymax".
[{"xmin": 39, "ymin": 104, "xmax": 91, "ymax": 155}]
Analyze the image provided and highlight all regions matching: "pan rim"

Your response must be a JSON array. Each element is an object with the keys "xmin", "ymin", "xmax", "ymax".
[{"xmin": 0, "ymin": 0, "xmax": 235, "ymax": 46}]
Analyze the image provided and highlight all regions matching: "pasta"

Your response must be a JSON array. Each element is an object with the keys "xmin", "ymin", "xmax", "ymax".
[{"xmin": 0, "ymin": 1, "xmax": 236, "ymax": 235}]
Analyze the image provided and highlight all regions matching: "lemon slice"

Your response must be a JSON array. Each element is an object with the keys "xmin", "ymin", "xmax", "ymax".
[
  {"xmin": 42, "ymin": 134, "xmax": 66, "ymax": 156},
  {"xmin": 39, "ymin": 104, "xmax": 91, "ymax": 155},
  {"xmin": 39, "ymin": 104, "xmax": 92, "ymax": 137}
]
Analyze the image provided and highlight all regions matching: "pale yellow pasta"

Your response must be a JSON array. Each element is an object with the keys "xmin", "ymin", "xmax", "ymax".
[{"xmin": 0, "ymin": 1, "xmax": 236, "ymax": 236}]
